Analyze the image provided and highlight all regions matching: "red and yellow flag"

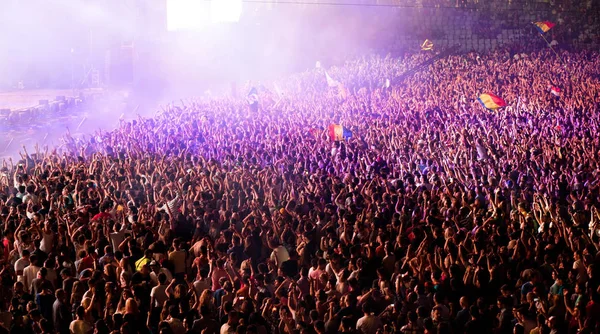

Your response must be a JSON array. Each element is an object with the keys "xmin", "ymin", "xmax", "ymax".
[
  {"xmin": 421, "ymin": 39, "xmax": 434, "ymax": 51},
  {"xmin": 533, "ymin": 21, "xmax": 555, "ymax": 33},
  {"xmin": 477, "ymin": 93, "xmax": 507, "ymax": 110}
]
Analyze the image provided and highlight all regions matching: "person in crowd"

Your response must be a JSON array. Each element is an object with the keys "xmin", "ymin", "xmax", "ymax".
[{"xmin": 1, "ymin": 40, "xmax": 600, "ymax": 334}]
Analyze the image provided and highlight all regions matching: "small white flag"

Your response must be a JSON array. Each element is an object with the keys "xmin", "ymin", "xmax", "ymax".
[
  {"xmin": 385, "ymin": 79, "xmax": 390, "ymax": 88},
  {"xmin": 325, "ymin": 72, "xmax": 339, "ymax": 87},
  {"xmin": 274, "ymin": 83, "xmax": 283, "ymax": 97},
  {"xmin": 316, "ymin": 61, "xmax": 321, "ymax": 69}
]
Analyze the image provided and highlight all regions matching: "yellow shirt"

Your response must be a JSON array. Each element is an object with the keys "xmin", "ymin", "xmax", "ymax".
[{"xmin": 135, "ymin": 257, "xmax": 150, "ymax": 271}]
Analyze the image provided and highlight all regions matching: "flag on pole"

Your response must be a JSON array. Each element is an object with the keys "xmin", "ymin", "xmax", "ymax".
[
  {"xmin": 325, "ymin": 72, "xmax": 340, "ymax": 87},
  {"xmin": 316, "ymin": 61, "xmax": 321, "ymax": 68},
  {"xmin": 421, "ymin": 39, "xmax": 434, "ymax": 51},
  {"xmin": 533, "ymin": 21, "xmax": 555, "ymax": 33},
  {"xmin": 477, "ymin": 93, "xmax": 507, "ymax": 110},
  {"xmin": 247, "ymin": 87, "xmax": 259, "ymax": 112},
  {"xmin": 550, "ymin": 86, "xmax": 561, "ymax": 97},
  {"xmin": 274, "ymin": 83, "xmax": 283, "ymax": 98},
  {"xmin": 533, "ymin": 21, "xmax": 566, "ymax": 66},
  {"xmin": 247, "ymin": 87, "xmax": 258, "ymax": 104},
  {"xmin": 338, "ymin": 84, "xmax": 349, "ymax": 100},
  {"xmin": 328, "ymin": 124, "xmax": 352, "ymax": 141}
]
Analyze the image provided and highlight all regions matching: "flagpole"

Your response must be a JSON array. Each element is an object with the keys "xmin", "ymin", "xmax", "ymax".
[{"xmin": 537, "ymin": 31, "xmax": 567, "ymax": 67}]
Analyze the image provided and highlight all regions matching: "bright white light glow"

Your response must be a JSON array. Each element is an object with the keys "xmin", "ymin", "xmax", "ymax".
[
  {"xmin": 211, "ymin": 0, "xmax": 243, "ymax": 23},
  {"xmin": 167, "ymin": 0, "xmax": 241, "ymax": 31},
  {"xmin": 166, "ymin": 0, "xmax": 209, "ymax": 31}
]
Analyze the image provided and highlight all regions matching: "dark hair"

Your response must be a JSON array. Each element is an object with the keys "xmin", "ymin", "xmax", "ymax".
[
  {"xmin": 437, "ymin": 322, "xmax": 452, "ymax": 334},
  {"xmin": 514, "ymin": 324, "xmax": 525, "ymax": 334},
  {"xmin": 469, "ymin": 305, "xmax": 479, "ymax": 318},
  {"xmin": 95, "ymin": 320, "xmax": 110, "ymax": 334},
  {"xmin": 40, "ymin": 319, "xmax": 53, "ymax": 333},
  {"xmin": 341, "ymin": 317, "xmax": 354, "ymax": 329},
  {"xmin": 76, "ymin": 306, "xmax": 86, "ymax": 318},
  {"xmin": 408, "ymin": 311, "xmax": 418, "ymax": 323},
  {"xmin": 158, "ymin": 273, "xmax": 167, "ymax": 284},
  {"xmin": 362, "ymin": 303, "xmax": 372, "ymax": 314}
]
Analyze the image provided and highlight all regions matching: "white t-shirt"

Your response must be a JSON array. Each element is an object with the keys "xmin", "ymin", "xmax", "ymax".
[
  {"xmin": 109, "ymin": 230, "xmax": 129, "ymax": 251},
  {"xmin": 270, "ymin": 246, "xmax": 290, "ymax": 268},
  {"xmin": 22, "ymin": 265, "xmax": 40, "ymax": 293},
  {"xmin": 14, "ymin": 258, "xmax": 29, "ymax": 275},
  {"xmin": 69, "ymin": 319, "xmax": 92, "ymax": 334},
  {"xmin": 151, "ymin": 285, "xmax": 168, "ymax": 308},
  {"xmin": 22, "ymin": 193, "xmax": 38, "ymax": 205},
  {"xmin": 193, "ymin": 277, "xmax": 211, "ymax": 297},
  {"xmin": 40, "ymin": 231, "xmax": 54, "ymax": 253},
  {"xmin": 356, "ymin": 315, "xmax": 382, "ymax": 334},
  {"xmin": 150, "ymin": 268, "xmax": 173, "ymax": 286},
  {"xmin": 160, "ymin": 196, "xmax": 181, "ymax": 216}
]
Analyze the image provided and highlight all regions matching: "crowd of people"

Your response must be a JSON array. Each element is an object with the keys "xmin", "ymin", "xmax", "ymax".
[{"xmin": 0, "ymin": 44, "xmax": 600, "ymax": 334}]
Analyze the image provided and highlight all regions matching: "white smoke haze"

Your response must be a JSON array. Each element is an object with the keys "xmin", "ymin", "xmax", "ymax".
[{"xmin": 0, "ymin": 0, "xmax": 400, "ymax": 159}]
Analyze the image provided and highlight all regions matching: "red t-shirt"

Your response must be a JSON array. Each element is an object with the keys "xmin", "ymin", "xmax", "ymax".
[
  {"xmin": 78, "ymin": 255, "xmax": 95, "ymax": 273},
  {"xmin": 92, "ymin": 212, "xmax": 111, "ymax": 221},
  {"xmin": 2, "ymin": 238, "xmax": 11, "ymax": 262}
]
